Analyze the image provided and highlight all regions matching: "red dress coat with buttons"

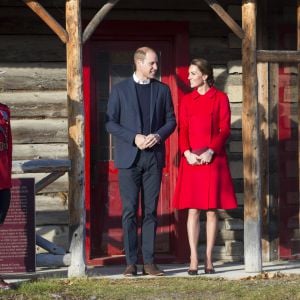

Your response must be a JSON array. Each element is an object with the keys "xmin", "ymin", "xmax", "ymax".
[
  {"xmin": 0, "ymin": 103, "xmax": 12, "ymax": 190},
  {"xmin": 173, "ymin": 87, "xmax": 237, "ymax": 210}
]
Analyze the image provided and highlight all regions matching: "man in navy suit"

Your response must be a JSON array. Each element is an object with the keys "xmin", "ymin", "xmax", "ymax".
[{"xmin": 106, "ymin": 47, "xmax": 176, "ymax": 276}]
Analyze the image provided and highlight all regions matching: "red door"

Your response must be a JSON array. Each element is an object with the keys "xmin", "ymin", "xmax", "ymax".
[{"xmin": 84, "ymin": 22, "xmax": 189, "ymax": 265}]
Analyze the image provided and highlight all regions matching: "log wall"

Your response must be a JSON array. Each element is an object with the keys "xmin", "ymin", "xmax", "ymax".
[{"xmin": 0, "ymin": 0, "xmax": 297, "ymax": 261}]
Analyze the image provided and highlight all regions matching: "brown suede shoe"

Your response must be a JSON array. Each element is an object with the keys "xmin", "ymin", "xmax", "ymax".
[
  {"xmin": 142, "ymin": 264, "xmax": 165, "ymax": 276},
  {"xmin": 0, "ymin": 278, "xmax": 12, "ymax": 290},
  {"xmin": 123, "ymin": 264, "xmax": 137, "ymax": 277}
]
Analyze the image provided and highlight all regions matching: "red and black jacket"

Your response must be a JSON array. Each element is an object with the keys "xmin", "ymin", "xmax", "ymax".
[{"xmin": 0, "ymin": 103, "xmax": 12, "ymax": 189}]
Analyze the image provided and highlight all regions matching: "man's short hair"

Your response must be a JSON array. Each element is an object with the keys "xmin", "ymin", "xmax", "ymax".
[{"xmin": 134, "ymin": 47, "xmax": 156, "ymax": 65}]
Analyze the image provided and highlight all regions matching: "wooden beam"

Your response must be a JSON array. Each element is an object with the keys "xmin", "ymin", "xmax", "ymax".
[
  {"xmin": 83, "ymin": 0, "xmax": 120, "ymax": 44},
  {"xmin": 242, "ymin": 0, "xmax": 262, "ymax": 272},
  {"xmin": 36, "ymin": 234, "xmax": 66, "ymax": 255},
  {"xmin": 298, "ymin": 0, "xmax": 300, "ymax": 243},
  {"xmin": 66, "ymin": 0, "xmax": 86, "ymax": 277},
  {"xmin": 203, "ymin": 0, "xmax": 244, "ymax": 39},
  {"xmin": 35, "ymin": 171, "xmax": 66, "ymax": 194},
  {"xmin": 12, "ymin": 159, "xmax": 70, "ymax": 174},
  {"xmin": 22, "ymin": 0, "xmax": 68, "ymax": 44},
  {"xmin": 257, "ymin": 50, "xmax": 300, "ymax": 63},
  {"xmin": 36, "ymin": 253, "xmax": 71, "ymax": 267}
]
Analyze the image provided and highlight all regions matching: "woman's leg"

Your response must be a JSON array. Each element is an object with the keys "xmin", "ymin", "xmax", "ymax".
[
  {"xmin": 205, "ymin": 210, "xmax": 218, "ymax": 269},
  {"xmin": 187, "ymin": 209, "xmax": 200, "ymax": 269}
]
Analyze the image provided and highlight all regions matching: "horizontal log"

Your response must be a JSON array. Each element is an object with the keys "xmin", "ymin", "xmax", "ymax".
[
  {"xmin": 0, "ymin": 0, "xmax": 241, "ymax": 9},
  {"xmin": 12, "ymin": 159, "xmax": 70, "ymax": 174},
  {"xmin": 2, "ymin": 91, "xmax": 67, "ymax": 118},
  {"xmin": 0, "ymin": 8, "xmax": 64, "ymax": 35},
  {"xmin": 13, "ymin": 143, "xmax": 68, "ymax": 160},
  {"xmin": 11, "ymin": 119, "xmax": 67, "ymax": 144},
  {"xmin": 36, "ymin": 194, "xmax": 68, "ymax": 211},
  {"xmin": 13, "ymin": 173, "xmax": 68, "ymax": 193},
  {"xmin": 36, "ymin": 210, "xmax": 69, "ymax": 226},
  {"xmin": 257, "ymin": 50, "xmax": 300, "ymax": 63},
  {"xmin": 0, "ymin": 63, "xmax": 66, "ymax": 91},
  {"xmin": 36, "ymin": 253, "xmax": 71, "ymax": 267},
  {"xmin": 36, "ymin": 234, "xmax": 66, "ymax": 255},
  {"xmin": 0, "ymin": 36, "xmax": 65, "ymax": 62}
]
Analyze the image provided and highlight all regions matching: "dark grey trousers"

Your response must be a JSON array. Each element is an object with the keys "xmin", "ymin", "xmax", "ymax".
[{"xmin": 118, "ymin": 151, "xmax": 162, "ymax": 265}]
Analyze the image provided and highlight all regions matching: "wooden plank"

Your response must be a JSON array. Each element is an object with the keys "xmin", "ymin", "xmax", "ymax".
[
  {"xmin": 265, "ymin": 68, "xmax": 279, "ymax": 262},
  {"xmin": 11, "ymin": 119, "xmax": 67, "ymax": 144},
  {"xmin": 35, "ymin": 171, "xmax": 66, "ymax": 194},
  {"xmin": 13, "ymin": 144, "xmax": 68, "ymax": 160},
  {"xmin": 242, "ymin": 0, "xmax": 262, "ymax": 272},
  {"xmin": 66, "ymin": 0, "xmax": 86, "ymax": 277},
  {"xmin": 36, "ymin": 210, "xmax": 69, "ymax": 226},
  {"xmin": 0, "ymin": 8, "xmax": 64, "ymax": 34},
  {"xmin": 12, "ymin": 159, "xmax": 70, "ymax": 174},
  {"xmin": 2, "ymin": 91, "xmax": 67, "ymax": 118},
  {"xmin": 36, "ymin": 253, "xmax": 71, "ymax": 267},
  {"xmin": 83, "ymin": 0, "xmax": 120, "ymax": 44},
  {"xmin": 297, "ymin": 0, "xmax": 300, "ymax": 258},
  {"xmin": 0, "ymin": 36, "xmax": 65, "ymax": 62},
  {"xmin": 36, "ymin": 225, "xmax": 69, "ymax": 253},
  {"xmin": 22, "ymin": 0, "xmax": 68, "ymax": 43},
  {"xmin": 36, "ymin": 194, "xmax": 68, "ymax": 211},
  {"xmin": 257, "ymin": 62, "xmax": 271, "ymax": 262},
  {"xmin": 0, "ymin": 63, "xmax": 66, "ymax": 90},
  {"xmin": 203, "ymin": 0, "xmax": 244, "ymax": 39},
  {"xmin": 13, "ymin": 173, "xmax": 68, "ymax": 193},
  {"xmin": 257, "ymin": 50, "xmax": 300, "ymax": 63},
  {"xmin": 36, "ymin": 234, "xmax": 66, "ymax": 254}
]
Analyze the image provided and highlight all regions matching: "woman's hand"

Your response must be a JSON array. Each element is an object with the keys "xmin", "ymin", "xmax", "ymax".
[
  {"xmin": 198, "ymin": 149, "xmax": 214, "ymax": 165},
  {"xmin": 184, "ymin": 150, "xmax": 199, "ymax": 165}
]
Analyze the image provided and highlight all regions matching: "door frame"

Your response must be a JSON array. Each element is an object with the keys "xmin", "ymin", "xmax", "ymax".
[{"xmin": 83, "ymin": 21, "xmax": 189, "ymax": 265}]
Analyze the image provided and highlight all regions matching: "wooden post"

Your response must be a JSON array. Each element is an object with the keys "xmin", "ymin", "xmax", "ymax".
[
  {"xmin": 297, "ymin": 1, "xmax": 300, "ymax": 218},
  {"xmin": 242, "ymin": 0, "xmax": 262, "ymax": 272},
  {"xmin": 66, "ymin": 0, "xmax": 86, "ymax": 277}
]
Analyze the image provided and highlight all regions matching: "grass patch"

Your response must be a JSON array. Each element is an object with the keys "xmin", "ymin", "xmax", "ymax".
[{"xmin": 1, "ymin": 275, "xmax": 300, "ymax": 299}]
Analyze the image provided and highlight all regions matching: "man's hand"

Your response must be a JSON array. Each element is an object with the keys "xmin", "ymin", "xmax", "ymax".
[
  {"xmin": 144, "ymin": 134, "xmax": 161, "ymax": 148},
  {"xmin": 135, "ymin": 134, "xmax": 147, "ymax": 150}
]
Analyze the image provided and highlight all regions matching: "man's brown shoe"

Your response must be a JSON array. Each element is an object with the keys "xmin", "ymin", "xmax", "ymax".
[
  {"xmin": 0, "ymin": 278, "xmax": 12, "ymax": 290},
  {"xmin": 123, "ymin": 264, "xmax": 137, "ymax": 277},
  {"xmin": 142, "ymin": 264, "xmax": 165, "ymax": 276}
]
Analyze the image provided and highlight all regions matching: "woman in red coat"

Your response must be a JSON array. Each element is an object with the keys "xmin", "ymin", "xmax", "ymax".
[{"xmin": 173, "ymin": 59, "xmax": 237, "ymax": 275}]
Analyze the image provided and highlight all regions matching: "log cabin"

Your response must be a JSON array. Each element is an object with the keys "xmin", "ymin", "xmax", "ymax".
[{"xmin": 0, "ymin": 0, "xmax": 299, "ymax": 276}]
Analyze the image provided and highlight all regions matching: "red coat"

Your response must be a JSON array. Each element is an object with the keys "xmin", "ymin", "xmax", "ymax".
[
  {"xmin": 173, "ymin": 87, "xmax": 237, "ymax": 210},
  {"xmin": 0, "ymin": 103, "xmax": 12, "ymax": 190}
]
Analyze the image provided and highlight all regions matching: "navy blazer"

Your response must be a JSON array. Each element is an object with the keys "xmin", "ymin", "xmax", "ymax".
[{"xmin": 106, "ymin": 78, "xmax": 176, "ymax": 169}]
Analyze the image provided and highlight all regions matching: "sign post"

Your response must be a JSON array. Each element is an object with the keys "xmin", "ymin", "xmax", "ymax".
[{"xmin": 0, "ymin": 178, "xmax": 35, "ymax": 273}]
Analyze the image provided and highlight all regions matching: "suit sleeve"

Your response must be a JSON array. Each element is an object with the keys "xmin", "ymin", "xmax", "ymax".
[
  {"xmin": 178, "ymin": 96, "xmax": 190, "ymax": 153},
  {"xmin": 155, "ymin": 86, "xmax": 176, "ymax": 141},
  {"xmin": 105, "ymin": 86, "xmax": 137, "ymax": 145},
  {"xmin": 209, "ymin": 93, "xmax": 231, "ymax": 153}
]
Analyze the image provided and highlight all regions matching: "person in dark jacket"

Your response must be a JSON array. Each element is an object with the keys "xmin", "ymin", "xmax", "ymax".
[
  {"xmin": 0, "ymin": 103, "xmax": 12, "ymax": 289},
  {"xmin": 106, "ymin": 47, "xmax": 176, "ymax": 276}
]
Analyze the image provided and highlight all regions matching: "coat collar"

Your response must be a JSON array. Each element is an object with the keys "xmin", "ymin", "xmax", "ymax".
[{"xmin": 191, "ymin": 86, "xmax": 217, "ymax": 100}]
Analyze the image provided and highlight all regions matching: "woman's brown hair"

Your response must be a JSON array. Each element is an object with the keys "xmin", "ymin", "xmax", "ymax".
[{"xmin": 190, "ymin": 58, "xmax": 214, "ymax": 87}]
